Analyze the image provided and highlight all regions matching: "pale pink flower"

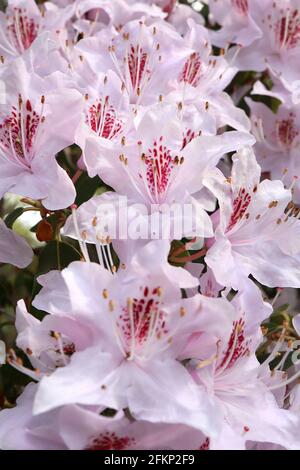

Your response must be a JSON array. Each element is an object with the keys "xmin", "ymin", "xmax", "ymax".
[
  {"xmin": 0, "ymin": 0, "xmax": 75, "ymax": 62},
  {"xmin": 73, "ymin": 65, "xmax": 131, "ymax": 159},
  {"xmin": 74, "ymin": 105, "xmax": 254, "ymax": 244},
  {"xmin": 83, "ymin": 103, "xmax": 254, "ymax": 210},
  {"xmin": 247, "ymin": 97, "xmax": 300, "ymax": 203},
  {"xmin": 167, "ymin": 20, "xmax": 251, "ymax": 133},
  {"xmin": 75, "ymin": 18, "xmax": 191, "ymax": 106},
  {"xmin": 0, "ymin": 57, "xmax": 82, "ymax": 209},
  {"xmin": 204, "ymin": 146, "xmax": 300, "ymax": 289},
  {"xmin": 188, "ymin": 294, "xmax": 300, "ymax": 450},
  {"xmin": 209, "ymin": 0, "xmax": 262, "ymax": 47},
  {"xmin": 0, "ymin": 383, "xmax": 207, "ymax": 450},
  {"xmin": 15, "ymin": 246, "xmax": 222, "ymax": 437},
  {"xmin": 234, "ymin": 0, "xmax": 300, "ymax": 85}
]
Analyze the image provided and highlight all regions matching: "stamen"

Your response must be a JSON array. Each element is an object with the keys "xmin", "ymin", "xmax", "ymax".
[{"xmin": 71, "ymin": 205, "xmax": 90, "ymax": 262}]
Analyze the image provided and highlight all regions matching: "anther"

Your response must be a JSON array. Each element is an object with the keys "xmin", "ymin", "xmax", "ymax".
[{"xmin": 102, "ymin": 289, "xmax": 109, "ymax": 299}]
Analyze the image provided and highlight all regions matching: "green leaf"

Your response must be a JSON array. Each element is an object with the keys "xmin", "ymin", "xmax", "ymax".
[
  {"xmin": 37, "ymin": 240, "xmax": 81, "ymax": 275},
  {"xmin": 0, "ymin": 1, "xmax": 7, "ymax": 13},
  {"xmin": 4, "ymin": 207, "xmax": 25, "ymax": 229},
  {"xmin": 75, "ymin": 173, "xmax": 104, "ymax": 206}
]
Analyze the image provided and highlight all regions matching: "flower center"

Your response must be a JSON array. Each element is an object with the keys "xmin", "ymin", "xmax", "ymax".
[
  {"xmin": 231, "ymin": 0, "xmax": 249, "ymax": 16},
  {"xmin": 226, "ymin": 188, "xmax": 251, "ymax": 232},
  {"xmin": 108, "ymin": 24, "xmax": 160, "ymax": 102},
  {"xmin": 275, "ymin": 9, "xmax": 300, "ymax": 50},
  {"xmin": 0, "ymin": 95, "xmax": 44, "ymax": 170},
  {"xmin": 142, "ymin": 137, "xmax": 174, "ymax": 199},
  {"xmin": 276, "ymin": 114, "xmax": 299, "ymax": 149},
  {"xmin": 86, "ymin": 97, "xmax": 123, "ymax": 139},
  {"xmin": 128, "ymin": 44, "xmax": 149, "ymax": 91},
  {"xmin": 179, "ymin": 52, "xmax": 202, "ymax": 88},
  {"xmin": 217, "ymin": 319, "xmax": 250, "ymax": 372},
  {"xmin": 86, "ymin": 432, "xmax": 135, "ymax": 450},
  {"xmin": 7, "ymin": 7, "xmax": 39, "ymax": 54},
  {"xmin": 115, "ymin": 286, "xmax": 168, "ymax": 360}
]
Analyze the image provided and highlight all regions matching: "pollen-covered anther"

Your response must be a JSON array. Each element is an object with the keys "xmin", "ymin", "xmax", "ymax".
[
  {"xmin": 180, "ymin": 307, "xmax": 186, "ymax": 317},
  {"xmin": 156, "ymin": 287, "xmax": 163, "ymax": 297},
  {"xmin": 50, "ymin": 331, "xmax": 61, "ymax": 341},
  {"xmin": 102, "ymin": 289, "xmax": 109, "ymax": 299}
]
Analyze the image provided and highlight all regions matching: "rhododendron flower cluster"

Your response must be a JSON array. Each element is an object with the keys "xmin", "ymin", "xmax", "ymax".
[{"xmin": 0, "ymin": 0, "xmax": 300, "ymax": 451}]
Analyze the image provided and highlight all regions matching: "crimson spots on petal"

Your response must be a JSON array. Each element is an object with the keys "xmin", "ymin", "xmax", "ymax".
[
  {"xmin": 142, "ymin": 137, "xmax": 174, "ymax": 198},
  {"xmin": 87, "ymin": 432, "xmax": 135, "ymax": 450},
  {"xmin": 226, "ymin": 188, "xmax": 251, "ymax": 232},
  {"xmin": 7, "ymin": 8, "xmax": 40, "ymax": 53},
  {"xmin": 128, "ymin": 44, "xmax": 149, "ymax": 90},
  {"xmin": 275, "ymin": 9, "xmax": 300, "ymax": 50},
  {"xmin": 218, "ymin": 318, "xmax": 250, "ymax": 371},
  {"xmin": 26, "ymin": 100, "xmax": 32, "ymax": 112},
  {"xmin": 199, "ymin": 437, "xmax": 210, "ymax": 450},
  {"xmin": 0, "ymin": 99, "xmax": 41, "ymax": 168},
  {"xmin": 231, "ymin": 0, "xmax": 248, "ymax": 16},
  {"xmin": 87, "ymin": 98, "xmax": 123, "ymax": 139},
  {"xmin": 179, "ymin": 52, "xmax": 202, "ymax": 87},
  {"xmin": 182, "ymin": 128, "xmax": 196, "ymax": 149},
  {"xmin": 163, "ymin": 0, "xmax": 176, "ymax": 15},
  {"xmin": 116, "ymin": 285, "xmax": 167, "ymax": 356},
  {"xmin": 276, "ymin": 113, "xmax": 299, "ymax": 148}
]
